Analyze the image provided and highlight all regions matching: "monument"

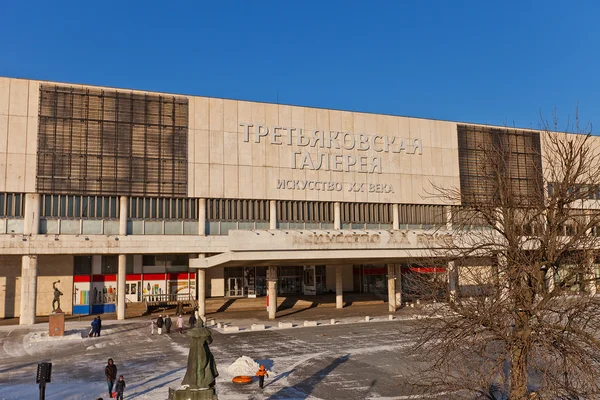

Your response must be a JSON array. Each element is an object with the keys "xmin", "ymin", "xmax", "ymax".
[
  {"xmin": 169, "ymin": 320, "xmax": 219, "ymax": 400},
  {"xmin": 48, "ymin": 281, "xmax": 65, "ymax": 337}
]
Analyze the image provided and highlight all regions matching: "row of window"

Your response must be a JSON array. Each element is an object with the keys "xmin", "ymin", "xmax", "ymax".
[
  {"xmin": 0, "ymin": 193, "xmax": 24, "ymax": 217},
  {"xmin": 547, "ymin": 183, "xmax": 600, "ymax": 200},
  {"xmin": 73, "ymin": 254, "xmax": 190, "ymax": 275}
]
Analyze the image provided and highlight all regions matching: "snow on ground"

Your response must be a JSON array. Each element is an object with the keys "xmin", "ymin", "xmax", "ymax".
[{"xmin": 0, "ymin": 317, "xmax": 433, "ymax": 399}]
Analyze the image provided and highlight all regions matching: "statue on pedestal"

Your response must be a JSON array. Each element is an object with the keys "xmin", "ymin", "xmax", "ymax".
[
  {"xmin": 52, "ymin": 281, "xmax": 63, "ymax": 313},
  {"xmin": 170, "ymin": 320, "xmax": 219, "ymax": 399}
]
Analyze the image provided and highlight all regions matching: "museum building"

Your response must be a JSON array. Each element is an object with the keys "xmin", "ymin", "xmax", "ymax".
[{"xmin": 0, "ymin": 77, "xmax": 559, "ymax": 324}]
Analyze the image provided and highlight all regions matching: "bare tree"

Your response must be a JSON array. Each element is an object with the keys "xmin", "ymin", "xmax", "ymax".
[{"xmin": 406, "ymin": 114, "xmax": 600, "ymax": 399}]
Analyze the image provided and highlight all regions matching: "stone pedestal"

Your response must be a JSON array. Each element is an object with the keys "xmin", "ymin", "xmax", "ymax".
[
  {"xmin": 169, "ymin": 387, "xmax": 217, "ymax": 400},
  {"xmin": 49, "ymin": 312, "xmax": 65, "ymax": 337}
]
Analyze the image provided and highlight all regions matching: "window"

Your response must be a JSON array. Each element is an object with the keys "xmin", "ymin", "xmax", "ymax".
[
  {"xmin": 74, "ymin": 256, "xmax": 92, "ymax": 275},
  {"xmin": 102, "ymin": 256, "xmax": 118, "ymax": 274}
]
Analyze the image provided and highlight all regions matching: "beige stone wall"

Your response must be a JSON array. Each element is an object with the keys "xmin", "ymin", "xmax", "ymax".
[
  {"xmin": 206, "ymin": 266, "xmax": 224, "ymax": 297},
  {"xmin": 189, "ymin": 98, "xmax": 461, "ymax": 204},
  {"xmin": 36, "ymin": 255, "xmax": 74, "ymax": 316},
  {"xmin": 0, "ymin": 254, "xmax": 73, "ymax": 318},
  {"xmin": 0, "ymin": 256, "xmax": 22, "ymax": 318},
  {"xmin": 0, "ymin": 78, "xmax": 39, "ymax": 194}
]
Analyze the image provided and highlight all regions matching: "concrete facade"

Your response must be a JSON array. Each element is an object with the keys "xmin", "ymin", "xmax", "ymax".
[{"xmin": 2, "ymin": 76, "xmax": 590, "ymax": 322}]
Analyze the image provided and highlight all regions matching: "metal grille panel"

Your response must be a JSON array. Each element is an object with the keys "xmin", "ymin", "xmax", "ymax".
[
  {"xmin": 457, "ymin": 125, "xmax": 543, "ymax": 206},
  {"xmin": 37, "ymin": 85, "xmax": 188, "ymax": 197}
]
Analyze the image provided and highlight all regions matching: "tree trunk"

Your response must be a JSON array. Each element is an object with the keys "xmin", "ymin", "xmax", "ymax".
[{"xmin": 510, "ymin": 334, "xmax": 530, "ymax": 399}]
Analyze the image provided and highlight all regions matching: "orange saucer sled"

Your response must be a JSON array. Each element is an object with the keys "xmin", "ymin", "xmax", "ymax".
[{"xmin": 232, "ymin": 375, "xmax": 253, "ymax": 384}]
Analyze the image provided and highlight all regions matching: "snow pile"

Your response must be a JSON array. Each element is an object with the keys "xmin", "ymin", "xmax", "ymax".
[
  {"xmin": 27, "ymin": 331, "xmax": 84, "ymax": 342},
  {"xmin": 225, "ymin": 356, "xmax": 261, "ymax": 376}
]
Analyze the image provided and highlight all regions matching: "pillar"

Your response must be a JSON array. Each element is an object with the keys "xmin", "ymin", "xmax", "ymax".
[
  {"xmin": 392, "ymin": 204, "xmax": 399, "ymax": 230},
  {"xmin": 267, "ymin": 266, "xmax": 277, "ymax": 320},
  {"xmin": 19, "ymin": 255, "xmax": 38, "ymax": 325},
  {"xmin": 269, "ymin": 200, "xmax": 277, "ymax": 230},
  {"xmin": 117, "ymin": 255, "xmax": 127, "ymax": 320},
  {"xmin": 445, "ymin": 206, "xmax": 453, "ymax": 231},
  {"xmin": 586, "ymin": 252, "xmax": 597, "ymax": 296},
  {"xmin": 387, "ymin": 264, "xmax": 396, "ymax": 312},
  {"xmin": 395, "ymin": 264, "xmax": 402, "ymax": 307},
  {"xmin": 119, "ymin": 196, "xmax": 128, "ymax": 235},
  {"xmin": 198, "ymin": 254, "xmax": 206, "ymax": 319},
  {"xmin": 199, "ymin": 198, "xmax": 206, "ymax": 236},
  {"xmin": 448, "ymin": 261, "xmax": 458, "ymax": 303},
  {"xmin": 23, "ymin": 193, "xmax": 41, "ymax": 236},
  {"xmin": 20, "ymin": 194, "xmax": 41, "ymax": 325},
  {"xmin": 334, "ymin": 202, "xmax": 341, "ymax": 230},
  {"xmin": 336, "ymin": 265, "xmax": 343, "ymax": 309},
  {"xmin": 117, "ymin": 197, "xmax": 128, "ymax": 320}
]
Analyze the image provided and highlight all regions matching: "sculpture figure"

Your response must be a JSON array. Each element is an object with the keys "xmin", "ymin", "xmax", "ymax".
[
  {"xmin": 181, "ymin": 319, "xmax": 219, "ymax": 390},
  {"xmin": 52, "ymin": 281, "xmax": 63, "ymax": 312}
]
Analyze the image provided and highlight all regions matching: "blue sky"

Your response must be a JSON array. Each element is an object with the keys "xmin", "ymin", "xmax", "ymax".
[{"xmin": 1, "ymin": 1, "xmax": 598, "ymax": 131}]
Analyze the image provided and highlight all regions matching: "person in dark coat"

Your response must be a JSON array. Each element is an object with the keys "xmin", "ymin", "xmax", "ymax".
[
  {"xmin": 157, "ymin": 315, "xmax": 164, "ymax": 335},
  {"xmin": 164, "ymin": 315, "xmax": 172, "ymax": 334},
  {"xmin": 90, "ymin": 317, "xmax": 99, "ymax": 337},
  {"xmin": 105, "ymin": 358, "xmax": 117, "ymax": 398},
  {"xmin": 115, "ymin": 375, "xmax": 126, "ymax": 400},
  {"xmin": 189, "ymin": 313, "xmax": 197, "ymax": 329},
  {"xmin": 96, "ymin": 316, "xmax": 102, "ymax": 337}
]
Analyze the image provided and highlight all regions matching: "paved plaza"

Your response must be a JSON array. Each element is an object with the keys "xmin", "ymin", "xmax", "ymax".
[{"xmin": 0, "ymin": 304, "xmax": 450, "ymax": 400}]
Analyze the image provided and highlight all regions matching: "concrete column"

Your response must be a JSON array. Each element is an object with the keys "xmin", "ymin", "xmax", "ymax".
[
  {"xmin": 336, "ymin": 265, "xmax": 343, "ymax": 309},
  {"xmin": 392, "ymin": 204, "xmax": 399, "ymax": 230},
  {"xmin": 198, "ymin": 198, "xmax": 206, "ymax": 236},
  {"xmin": 267, "ymin": 266, "xmax": 278, "ymax": 320},
  {"xmin": 387, "ymin": 264, "xmax": 396, "ymax": 312},
  {"xmin": 448, "ymin": 261, "xmax": 457, "ymax": 303},
  {"xmin": 117, "ymin": 254, "xmax": 127, "ymax": 320},
  {"xmin": 198, "ymin": 254, "xmax": 206, "ymax": 319},
  {"xmin": 19, "ymin": 255, "xmax": 38, "ymax": 325},
  {"xmin": 119, "ymin": 196, "xmax": 128, "ymax": 235},
  {"xmin": 586, "ymin": 252, "xmax": 597, "ymax": 296},
  {"xmin": 395, "ymin": 265, "xmax": 402, "ymax": 307},
  {"xmin": 269, "ymin": 200, "xmax": 277, "ymax": 230},
  {"xmin": 445, "ymin": 206, "xmax": 453, "ymax": 231},
  {"xmin": 23, "ymin": 194, "xmax": 41, "ymax": 235},
  {"xmin": 334, "ymin": 202, "xmax": 341, "ymax": 230}
]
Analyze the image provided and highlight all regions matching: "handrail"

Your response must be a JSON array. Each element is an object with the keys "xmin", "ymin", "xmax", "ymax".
[{"xmin": 143, "ymin": 293, "xmax": 194, "ymax": 303}]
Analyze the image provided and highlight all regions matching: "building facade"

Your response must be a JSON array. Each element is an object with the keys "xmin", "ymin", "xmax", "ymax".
[{"xmin": 0, "ymin": 77, "xmax": 570, "ymax": 323}]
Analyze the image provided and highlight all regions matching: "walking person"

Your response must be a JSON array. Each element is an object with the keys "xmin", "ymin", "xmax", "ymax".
[
  {"xmin": 188, "ymin": 313, "xmax": 197, "ymax": 329},
  {"xmin": 256, "ymin": 365, "xmax": 269, "ymax": 389},
  {"xmin": 150, "ymin": 319, "xmax": 156, "ymax": 335},
  {"xmin": 157, "ymin": 315, "xmax": 164, "ymax": 335},
  {"xmin": 115, "ymin": 375, "xmax": 126, "ymax": 400},
  {"xmin": 177, "ymin": 314, "xmax": 184, "ymax": 334},
  {"xmin": 90, "ymin": 317, "xmax": 99, "ymax": 337},
  {"xmin": 105, "ymin": 358, "xmax": 117, "ymax": 398},
  {"xmin": 165, "ymin": 314, "xmax": 172, "ymax": 334},
  {"xmin": 96, "ymin": 315, "xmax": 102, "ymax": 337}
]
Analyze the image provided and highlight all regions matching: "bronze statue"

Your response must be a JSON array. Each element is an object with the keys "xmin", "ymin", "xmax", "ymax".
[
  {"xmin": 52, "ymin": 281, "xmax": 63, "ymax": 312},
  {"xmin": 181, "ymin": 319, "xmax": 219, "ymax": 390}
]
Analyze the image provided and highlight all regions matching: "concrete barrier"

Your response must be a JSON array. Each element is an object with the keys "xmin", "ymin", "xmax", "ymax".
[
  {"xmin": 388, "ymin": 315, "xmax": 394, "ymax": 320},
  {"xmin": 251, "ymin": 324, "xmax": 265, "ymax": 331},
  {"xmin": 224, "ymin": 326, "xmax": 239, "ymax": 333},
  {"xmin": 208, "ymin": 319, "xmax": 216, "ymax": 326},
  {"xmin": 330, "ymin": 318, "xmax": 336, "ymax": 325},
  {"xmin": 365, "ymin": 316, "xmax": 371, "ymax": 322},
  {"xmin": 278, "ymin": 322, "xmax": 293, "ymax": 329},
  {"xmin": 216, "ymin": 322, "xmax": 223, "ymax": 329},
  {"xmin": 303, "ymin": 321, "xmax": 318, "ymax": 327}
]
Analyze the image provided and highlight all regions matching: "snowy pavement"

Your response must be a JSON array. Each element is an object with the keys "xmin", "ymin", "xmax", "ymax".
[{"xmin": 0, "ymin": 312, "xmax": 445, "ymax": 400}]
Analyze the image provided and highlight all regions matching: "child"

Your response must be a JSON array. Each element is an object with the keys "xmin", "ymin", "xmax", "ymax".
[
  {"xmin": 151, "ymin": 320, "xmax": 156, "ymax": 335},
  {"xmin": 255, "ymin": 365, "xmax": 269, "ymax": 389},
  {"xmin": 115, "ymin": 375, "xmax": 126, "ymax": 400}
]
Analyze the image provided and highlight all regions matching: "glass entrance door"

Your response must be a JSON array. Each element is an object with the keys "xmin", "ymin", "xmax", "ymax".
[
  {"xmin": 227, "ymin": 277, "xmax": 243, "ymax": 297},
  {"xmin": 303, "ymin": 266, "xmax": 316, "ymax": 295}
]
